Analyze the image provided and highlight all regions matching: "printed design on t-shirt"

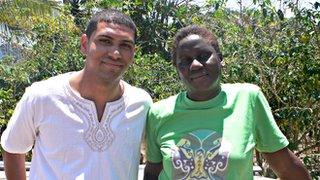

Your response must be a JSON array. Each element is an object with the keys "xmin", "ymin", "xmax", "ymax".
[{"xmin": 171, "ymin": 130, "xmax": 231, "ymax": 180}]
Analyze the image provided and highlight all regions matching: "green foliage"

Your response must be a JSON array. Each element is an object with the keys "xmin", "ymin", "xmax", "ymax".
[
  {"xmin": 124, "ymin": 52, "xmax": 182, "ymax": 101},
  {"xmin": 66, "ymin": 0, "xmax": 202, "ymax": 59},
  {"xmin": 0, "ymin": 0, "xmax": 319, "ymax": 178},
  {"xmin": 0, "ymin": 1, "xmax": 83, "ymax": 160},
  {"xmin": 0, "ymin": 0, "xmax": 61, "ymax": 31},
  {"xmin": 197, "ymin": 1, "xmax": 320, "ymax": 178}
]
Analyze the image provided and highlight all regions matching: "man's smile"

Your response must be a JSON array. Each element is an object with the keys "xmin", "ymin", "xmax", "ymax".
[{"xmin": 101, "ymin": 59, "xmax": 124, "ymax": 70}]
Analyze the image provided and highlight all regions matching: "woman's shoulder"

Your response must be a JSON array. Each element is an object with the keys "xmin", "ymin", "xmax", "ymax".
[{"xmin": 222, "ymin": 83, "xmax": 261, "ymax": 94}]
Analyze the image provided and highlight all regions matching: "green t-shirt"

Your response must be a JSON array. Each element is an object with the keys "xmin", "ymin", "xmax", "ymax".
[{"xmin": 146, "ymin": 83, "xmax": 289, "ymax": 180}]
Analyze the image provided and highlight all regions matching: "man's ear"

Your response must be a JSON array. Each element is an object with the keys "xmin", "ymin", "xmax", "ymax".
[
  {"xmin": 80, "ymin": 34, "xmax": 88, "ymax": 55},
  {"xmin": 129, "ymin": 46, "xmax": 137, "ymax": 66}
]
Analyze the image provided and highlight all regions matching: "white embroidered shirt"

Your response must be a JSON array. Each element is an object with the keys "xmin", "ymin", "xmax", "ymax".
[{"xmin": 1, "ymin": 72, "xmax": 152, "ymax": 180}]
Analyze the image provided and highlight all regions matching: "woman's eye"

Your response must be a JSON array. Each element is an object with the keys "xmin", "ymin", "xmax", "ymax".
[
  {"xmin": 197, "ymin": 53, "xmax": 212, "ymax": 62},
  {"xmin": 178, "ymin": 60, "xmax": 191, "ymax": 69}
]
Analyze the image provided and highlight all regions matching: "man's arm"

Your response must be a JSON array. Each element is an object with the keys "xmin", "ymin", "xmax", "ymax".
[
  {"xmin": 3, "ymin": 150, "xmax": 26, "ymax": 180},
  {"xmin": 143, "ymin": 161, "xmax": 163, "ymax": 180},
  {"xmin": 262, "ymin": 147, "xmax": 311, "ymax": 180}
]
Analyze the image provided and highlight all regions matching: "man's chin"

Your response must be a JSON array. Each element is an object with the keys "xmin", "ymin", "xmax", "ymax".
[{"xmin": 98, "ymin": 72, "xmax": 123, "ymax": 82}]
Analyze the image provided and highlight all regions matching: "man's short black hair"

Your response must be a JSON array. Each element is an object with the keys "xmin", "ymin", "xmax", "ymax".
[
  {"xmin": 85, "ymin": 9, "xmax": 137, "ymax": 42},
  {"xmin": 171, "ymin": 25, "xmax": 223, "ymax": 66}
]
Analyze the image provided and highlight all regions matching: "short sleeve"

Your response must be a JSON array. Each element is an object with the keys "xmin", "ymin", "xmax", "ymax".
[
  {"xmin": 146, "ymin": 108, "xmax": 163, "ymax": 163},
  {"xmin": 254, "ymin": 90, "xmax": 289, "ymax": 152},
  {"xmin": 1, "ymin": 87, "xmax": 37, "ymax": 153}
]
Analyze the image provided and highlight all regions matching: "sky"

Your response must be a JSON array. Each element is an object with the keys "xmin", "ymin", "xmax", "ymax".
[
  {"xmin": 225, "ymin": 0, "xmax": 317, "ymax": 9},
  {"xmin": 225, "ymin": 0, "xmax": 318, "ymax": 16},
  {"xmin": 194, "ymin": 0, "xmax": 318, "ymax": 17},
  {"xmin": 1, "ymin": 0, "xmax": 317, "ymax": 60},
  {"xmin": 191, "ymin": 0, "xmax": 320, "ymax": 17},
  {"xmin": 53, "ymin": 0, "xmax": 318, "ymax": 14},
  {"xmin": 53, "ymin": 0, "xmax": 317, "ymax": 9}
]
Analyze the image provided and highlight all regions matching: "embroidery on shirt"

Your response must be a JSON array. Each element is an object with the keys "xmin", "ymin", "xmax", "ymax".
[
  {"xmin": 67, "ymin": 86, "xmax": 125, "ymax": 152},
  {"xmin": 83, "ymin": 103, "xmax": 124, "ymax": 152}
]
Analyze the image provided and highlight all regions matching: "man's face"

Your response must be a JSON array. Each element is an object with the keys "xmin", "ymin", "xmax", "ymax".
[
  {"xmin": 176, "ymin": 34, "xmax": 221, "ymax": 94},
  {"xmin": 81, "ymin": 22, "xmax": 135, "ymax": 82}
]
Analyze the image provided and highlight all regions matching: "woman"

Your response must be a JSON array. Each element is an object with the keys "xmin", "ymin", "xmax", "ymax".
[{"xmin": 144, "ymin": 25, "xmax": 310, "ymax": 180}]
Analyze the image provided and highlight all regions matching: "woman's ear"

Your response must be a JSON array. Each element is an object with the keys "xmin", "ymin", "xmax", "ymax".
[{"xmin": 220, "ymin": 60, "xmax": 225, "ymax": 67}]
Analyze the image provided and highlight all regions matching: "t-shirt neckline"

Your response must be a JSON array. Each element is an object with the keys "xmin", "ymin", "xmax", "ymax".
[{"xmin": 179, "ymin": 89, "xmax": 226, "ymax": 109}]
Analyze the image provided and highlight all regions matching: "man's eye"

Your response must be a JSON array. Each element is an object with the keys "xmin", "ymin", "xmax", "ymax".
[
  {"xmin": 99, "ymin": 39, "xmax": 111, "ymax": 44},
  {"xmin": 121, "ymin": 43, "xmax": 133, "ymax": 50}
]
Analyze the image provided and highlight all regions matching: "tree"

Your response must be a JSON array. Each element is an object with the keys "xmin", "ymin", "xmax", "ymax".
[
  {"xmin": 0, "ymin": 0, "xmax": 319, "ymax": 178},
  {"xmin": 0, "ymin": 1, "xmax": 83, "ymax": 161},
  {"xmin": 198, "ymin": 0, "xmax": 320, "ymax": 178}
]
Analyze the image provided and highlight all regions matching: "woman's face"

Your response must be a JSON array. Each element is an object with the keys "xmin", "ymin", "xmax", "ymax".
[{"xmin": 176, "ymin": 34, "xmax": 222, "ymax": 100}]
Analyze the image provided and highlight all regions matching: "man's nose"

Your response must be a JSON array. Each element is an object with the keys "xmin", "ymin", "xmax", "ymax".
[
  {"xmin": 190, "ymin": 59, "xmax": 203, "ymax": 70},
  {"xmin": 108, "ymin": 46, "xmax": 121, "ymax": 60}
]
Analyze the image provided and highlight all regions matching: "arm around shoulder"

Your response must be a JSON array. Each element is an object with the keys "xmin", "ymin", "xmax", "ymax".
[
  {"xmin": 143, "ymin": 161, "xmax": 163, "ymax": 180},
  {"xmin": 2, "ymin": 150, "xmax": 27, "ymax": 180},
  {"xmin": 262, "ymin": 147, "xmax": 311, "ymax": 180}
]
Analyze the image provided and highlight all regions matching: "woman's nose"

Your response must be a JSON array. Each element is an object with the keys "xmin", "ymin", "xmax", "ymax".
[{"xmin": 190, "ymin": 59, "xmax": 203, "ymax": 70}]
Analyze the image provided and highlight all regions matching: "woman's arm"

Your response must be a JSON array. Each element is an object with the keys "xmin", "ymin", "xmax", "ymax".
[
  {"xmin": 143, "ymin": 161, "xmax": 163, "ymax": 180},
  {"xmin": 262, "ymin": 147, "xmax": 311, "ymax": 180}
]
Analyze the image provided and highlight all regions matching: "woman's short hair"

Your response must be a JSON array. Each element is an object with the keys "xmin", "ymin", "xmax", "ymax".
[{"xmin": 171, "ymin": 25, "xmax": 223, "ymax": 66}]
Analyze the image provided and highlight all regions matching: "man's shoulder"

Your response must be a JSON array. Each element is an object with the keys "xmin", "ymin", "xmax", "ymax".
[
  {"xmin": 123, "ymin": 81, "xmax": 152, "ymax": 104},
  {"xmin": 26, "ymin": 72, "xmax": 72, "ymax": 97}
]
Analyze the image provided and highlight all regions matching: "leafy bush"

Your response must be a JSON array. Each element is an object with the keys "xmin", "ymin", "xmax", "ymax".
[{"xmin": 0, "ymin": 0, "xmax": 319, "ymax": 178}]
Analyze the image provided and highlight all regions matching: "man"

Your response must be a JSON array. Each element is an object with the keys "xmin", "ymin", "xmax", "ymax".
[
  {"xmin": 1, "ymin": 9, "xmax": 152, "ymax": 179},
  {"xmin": 144, "ymin": 25, "xmax": 311, "ymax": 180}
]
